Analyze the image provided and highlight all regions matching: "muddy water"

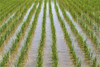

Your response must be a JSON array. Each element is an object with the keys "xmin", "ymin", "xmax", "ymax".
[
  {"xmin": 0, "ymin": 3, "xmax": 35, "ymax": 66},
  {"xmin": 66, "ymin": 10, "xmax": 100, "ymax": 64},
  {"xmin": 56, "ymin": 3, "xmax": 90, "ymax": 67},
  {"xmin": 23, "ymin": 3, "xmax": 44, "ymax": 67},
  {"xmin": 42, "ymin": 2, "xmax": 52, "ymax": 67},
  {"xmin": 51, "ymin": 2, "xmax": 74, "ymax": 67}
]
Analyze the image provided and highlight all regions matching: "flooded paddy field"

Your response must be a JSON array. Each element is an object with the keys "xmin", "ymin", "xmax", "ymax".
[{"xmin": 0, "ymin": 0, "xmax": 100, "ymax": 67}]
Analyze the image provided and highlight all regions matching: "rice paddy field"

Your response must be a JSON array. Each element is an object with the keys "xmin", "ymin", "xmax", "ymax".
[{"xmin": 0, "ymin": 0, "xmax": 100, "ymax": 67}]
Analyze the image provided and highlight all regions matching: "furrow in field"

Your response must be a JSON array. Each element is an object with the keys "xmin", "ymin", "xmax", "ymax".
[
  {"xmin": 51, "ymin": 2, "xmax": 74, "ymax": 67},
  {"xmin": 43, "ymin": 2, "xmax": 52, "ymax": 67},
  {"xmin": 56, "ymin": 2, "xmax": 90, "ymax": 67},
  {"xmin": 24, "ymin": 2, "xmax": 44, "ymax": 67}
]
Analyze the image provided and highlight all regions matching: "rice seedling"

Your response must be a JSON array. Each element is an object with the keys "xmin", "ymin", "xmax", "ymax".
[
  {"xmin": 0, "ymin": 0, "xmax": 99, "ymax": 67},
  {"xmin": 49, "ymin": 0, "xmax": 58, "ymax": 67}
]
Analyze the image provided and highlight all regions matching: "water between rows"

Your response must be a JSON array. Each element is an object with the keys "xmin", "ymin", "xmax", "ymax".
[
  {"xmin": 66, "ymin": 9, "xmax": 100, "ymax": 64},
  {"xmin": 24, "ymin": 2, "xmax": 44, "ymax": 67},
  {"xmin": 56, "ymin": 3, "xmax": 90, "ymax": 67},
  {"xmin": 43, "ymin": 2, "xmax": 52, "ymax": 67},
  {"xmin": 52, "ymin": 2, "xmax": 74, "ymax": 67},
  {"xmin": 0, "ymin": 3, "xmax": 35, "ymax": 66}
]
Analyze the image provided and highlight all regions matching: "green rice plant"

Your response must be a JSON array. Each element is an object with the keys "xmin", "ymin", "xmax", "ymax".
[
  {"xmin": 49, "ymin": 0, "xmax": 58, "ymax": 66},
  {"xmin": 67, "ymin": 0, "xmax": 100, "ymax": 32},
  {"xmin": 71, "ymin": 0, "xmax": 100, "ymax": 24},
  {"xmin": 77, "ymin": 17, "xmax": 100, "ymax": 48},
  {"xmin": 0, "ymin": 0, "xmax": 25, "ymax": 22},
  {"xmin": 0, "ymin": 1, "xmax": 17, "ymax": 16},
  {"xmin": 0, "ymin": 0, "xmax": 37, "ymax": 66},
  {"xmin": 0, "ymin": 15, "xmax": 21, "ymax": 46},
  {"xmin": 62, "ymin": 0, "xmax": 100, "ymax": 49},
  {"xmin": 65, "ymin": 0, "xmax": 100, "ymax": 48},
  {"xmin": 0, "ymin": 0, "xmax": 15, "ymax": 12},
  {"xmin": 37, "ymin": 0, "xmax": 47, "ymax": 67},
  {"xmin": 82, "ymin": 14, "xmax": 100, "ymax": 32},
  {"xmin": 0, "ymin": 0, "xmax": 36, "ymax": 47},
  {"xmin": 0, "ymin": 0, "xmax": 25, "ymax": 15},
  {"xmin": 0, "ymin": 0, "xmax": 30, "ymax": 33},
  {"xmin": 16, "ymin": 0, "xmax": 43, "ymax": 66},
  {"xmin": 59, "ymin": 0, "xmax": 98, "ymax": 66},
  {"xmin": 93, "ymin": 57, "xmax": 97, "ymax": 67},
  {"xmin": 54, "ymin": 0, "xmax": 81, "ymax": 67},
  {"xmin": 0, "ymin": 10, "xmax": 20, "ymax": 34},
  {"xmin": 0, "ymin": 52, "xmax": 9, "ymax": 66}
]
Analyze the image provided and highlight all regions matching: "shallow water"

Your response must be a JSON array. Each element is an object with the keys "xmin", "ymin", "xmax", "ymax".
[
  {"xmin": 66, "ymin": 10, "xmax": 100, "ymax": 64},
  {"xmin": 13, "ymin": 3, "xmax": 39, "ymax": 67},
  {"xmin": 0, "ymin": 3, "xmax": 35, "ymax": 55},
  {"xmin": 52, "ymin": 2, "xmax": 74, "ymax": 67},
  {"xmin": 0, "ymin": 2, "xmax": 35, "ymax": 66},
  {"xmin": 42, "ymin": 2, "xmax": 52, "ymax": 67},
  {"xmin": 24, "ymin": 2, "xmax": 44, "ymax": 67},
  {"xmin": 56, "ymin": 3, "xmax": 90, "ymax": 67}
]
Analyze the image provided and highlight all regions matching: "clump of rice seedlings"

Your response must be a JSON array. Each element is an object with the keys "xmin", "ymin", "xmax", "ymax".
[
  {"xmin": 0, "ymin": 52, "xmax": 9, "ymax": 66},
  {"xmin": 71, "ymin": 0, "xmax": 100, "ymax": 32},
  {"xmin": 0, "ymin": 0, "xmax": 35, "ymax": 47},
  {"xmin": 64, "ymin": 0, "xmax": 100, "ymax": 49},
  {"xmin": 37, "ymin": 0, "xmax": 47, "ymax": 67},
  {"xmin": 77, "ymin": 17, "xmax": 100, "ymax": 48},
  {"xmin": 16, "ymin": 0, "xmax": 42, "ymax": 66},
  {"xmin": 54, "ymin": 0, "xmax": 81, "ymax": 67},
  {"xmin": 0, "ymin": 0, "xmax": 26, "ymax": 21},
  {"xmin": 0, "ymin": 14, "xmax": 22, "ymax": 47},
  {"xmin": 49, "ymin": 0, "xmax": 58, "ymax": 66},
  {"xmin": 0, "ymin": 0, "xmax": 36, "ymax": 66},
  {"xmin": 60, "ymin": 0, "xmax": 99, "ymax": 66},
  {"xmin": 0, "ymin": 1, "xmax": 28, "ymax": 34}
]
